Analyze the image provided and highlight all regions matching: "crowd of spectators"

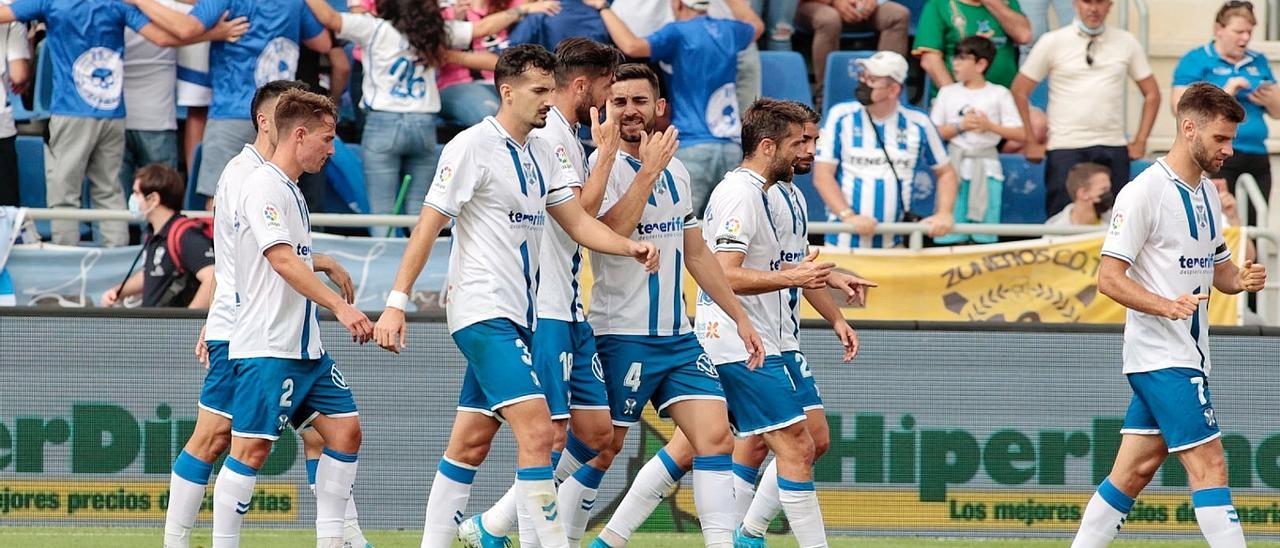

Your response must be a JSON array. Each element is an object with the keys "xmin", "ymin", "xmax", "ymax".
[{"xmin": 0, "ymin": 0, "xmax": 1273, "ymax": 254}]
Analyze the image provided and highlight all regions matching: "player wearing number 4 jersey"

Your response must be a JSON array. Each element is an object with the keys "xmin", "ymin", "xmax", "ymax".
[
  {"xmin": 1072, "ymin": 83, "xmax": 1266, "ymax": 548},
  {"xmin": 214, "ymin": 89, "xmax": 375, "ymax": 548},
  {"xmin": 579, "ymin": 63, "xmax": 765, "ymax": 548},
  {"xmin": 372, "ymin": 45, "xmax": 658, "ymax": 548},
  {"xmin": 458, "ymin": 38, "xmax": 623, "ymax": 548}
]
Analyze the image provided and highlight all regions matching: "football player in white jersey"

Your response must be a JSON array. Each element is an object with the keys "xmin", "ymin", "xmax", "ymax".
[
  {"xmin": 171, "ymin": 81, "xmax": 369, "ymax": 548},
  {"xmin": 583, "ymin": 63, "xmax": 765, "ymax": 548},
  {"xmin": 371, "ymin": 45, "xmax": 657, "ymax": 548},
  {"xmin": 213, "ymin": 89, "xmax": 374, "ymax": 548},
  {"xmin": 458, "ymin": 38, "xmax": 624, "ymax": 548},
  {"xmin": 1072, "ymin": 83, "xmax": 1265, "ymax": 548}
]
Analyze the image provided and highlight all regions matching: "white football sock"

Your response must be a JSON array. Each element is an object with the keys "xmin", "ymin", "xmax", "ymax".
[
  {"xmin": 517, "ymin": 466, "xmax": 568, "ymax": 548},
  {"xmin": 164, "ymin": 450, "xmax": 214, "ymax": 548},
  {"xmin": 731, "ymin": 460, "xmax": 760, "ymax": 527},
  {"xmin": 559, "ymin": 464, "xmax": 606, "ymax": 545},
  {"xmin": 1071, "ymin": 477, "xmax": 1133, "ymax": 548},
  {"xmin": 421, "ymin": 457, "xmax": 477, "ymax": 548},
  {"xmin": 557, "ymin": 432, "xmax": 598, "ymax": 483},
  {"xmin": 741, "ymin": 459, "xmax": 780, "ymax": 538},
  {"xmin": 692, "ymin": 454, "xmax": 736, "ymax": 547},
  {"xmin": 315, "ymin": 449, "xmax": 358, "ymax": 542},
  {"xmin": 778, "ymin": 475, "xmax": 826, "ymax": 548},
  {"xmin": 1193, "ymin": 487, "xmax": 1246, "ymax": 547},
  {"xmin": 481, "ymin": 485, "xmax": 519, "ymax": 537},
  {"xmin": 601, "ymin": 447, "xmax": 687, "ymax": 542},
  {"xmin": 211, "ymin": 457, "xmax": 257, "ymax": 548},
  {"xmin": 344, "ymin": 495, "xmax": 367, "ymax": 546}
]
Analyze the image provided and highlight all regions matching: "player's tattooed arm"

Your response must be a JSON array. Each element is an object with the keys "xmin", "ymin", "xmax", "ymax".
[
  {"xmin": 1214, "ymin": 258, "xmax": 1267, "ymax": 295},
  {"xmin": 264, "ymin": 244, "xmax": 373, "ymax": 344},
  {"xmin": 684, "ymin": 232, "xmax": 765, "ymax": 368},
  {"xmin": 375, "ymin": 208, "xmax": 454, "ymax": 353},
  {"xmin": 1099, "ymin": 256, "xmax": 1205, "ymax": 320}
]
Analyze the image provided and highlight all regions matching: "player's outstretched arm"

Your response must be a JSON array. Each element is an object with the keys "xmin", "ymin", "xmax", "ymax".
[
  {"xmin": 718, "ymin": 247, "xmax": 834, "ymax": 296},
  {"xmin": 803, "ymin": 285, "xmax": 859, "ymax": 362},
  {"xmin": 548, "ymin": 199, "xmax": 659, "ymax": 272},
  {"xmin": 1099, "ymin": 256, "xmax": 1205, "ymax": 320},
  {"xmin": 684, "ymin": 231, "xmax": 764, "ymax": 368},
  {"xmin": 312, "ymin": 253, "xmax": 356, "ymax": 304},
  {"xmin": 263, "ymin": 244, "xmax": 373, "ymax": 343},
  {"xmin": 1214, "ymin": 258, "xmax": 1267, "ymax": 295},
  {"xmin": 374, "ymin": 208, "xmax": 453, "ymax": 353}
]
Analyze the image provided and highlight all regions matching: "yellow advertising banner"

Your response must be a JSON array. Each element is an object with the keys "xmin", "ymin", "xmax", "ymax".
[
  {"xmin": 580, "ymin": 228, "xmax": 1246, "ymax": 325},
  {"xmin": 0, "ymin": 480, "xmax": 298, "ymax": 521}
]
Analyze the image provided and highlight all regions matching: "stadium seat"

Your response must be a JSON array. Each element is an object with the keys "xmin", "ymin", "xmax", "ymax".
[
  {"xmin": 8, "ymin": 90, "xmax": 40, "ymax": 122},
  {"xmin": 897, "ymin": 0, "xmax": 928, "ymax": 34},
  {"xmin": 15, "ymin": 135, "xmax": 44, "ymax": 208},
  {"xmin": 1030, "ymin": 78, "xmax": 1049, "ymax": 111},
  {"xmin": 33, "ymin": 42, "xmax": 52, "ymax": 116},
  {"xmin": 184, "ymin": 144, "xmax": 203, "ymax": 210},
  {"xmin": 759, "ymin": 51, "xmax": 812, "ymax": 106},
  {"xmin": 999, "ymin": 154, "xmax": 1047, "ymax": 224},
  {"xmin": 822, "ymin": 50, "xmax": 910, "ymax": 116}
]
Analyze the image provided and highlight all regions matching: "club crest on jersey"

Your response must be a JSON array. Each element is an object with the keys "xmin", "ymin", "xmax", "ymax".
[
  {"xmin": 522, "ymin": 160, "xmax": 538, "ymax": 187},
  {"xmin": 1195, "ymin": 204, "xmax": 1209, "ymax": 229},
  {"xmin": 263, "ymin": 205, "xmax": 282, "ymax": 228},
  {"xmin": 255, "ymin": 37, "xmax": 300, "ymax": 87},
  {"xmin": 72, "ymin": 47, "xmax": 124, "ymax": 110}
]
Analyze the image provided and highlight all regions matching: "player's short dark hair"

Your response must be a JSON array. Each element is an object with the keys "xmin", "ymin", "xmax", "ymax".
[
  {"xmin": 553, "ymin": 37, "xmax": 621, "ymax": 87},
  {"xmin": 274, "ymin": 88, "xmax": 338, "ymax": 135},
  {"xmin": 613, "ymin": 63, "xmax": 660, "ymax": 95},
  {"xmin": 1177, "ymin": 82, "xmax": 1246, "ymax": 124},
  {"xmin": 135, "ymin": 163, "xmax": 186, "ymax": 211},
  {"xmin": 1065, "ymin": 162, "xmax": 1110, "ymax": 197},
  {"xmin": 741, "ymin": 98, "xmax": 809, "ymax": 158},
  {"xmin": 788, "ymin": 100, "xmax": 820, "ymax": 125},
  {"xmin": 250, "ymin": 80, "xmax": 309, "ymax": 120},
  {"xmin": 494, "ymin": 44, "xmax": 557, "ymax": 89},
  {"xmin": 954, "ymin": 36, "xmax": 996, "ymax": 73}
]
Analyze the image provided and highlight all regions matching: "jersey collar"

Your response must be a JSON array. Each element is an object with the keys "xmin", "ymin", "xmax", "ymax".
[
  {"xmin": 733, "ymin": 167, "xmax": 769, "ymax": 191},
  {"xmin": 1154, "ymin": 157, "xmax": 1205, "ymax": 193},
  {"xmin": 1204, "ymin": 41, "xmax": 1257, "ymax": 70},
  {"xmin": 548, "ymin": 106, "xmax": 578, "ymax": 134},
  {"xmin": 262, "ymin": 161, "xmax": 297, "ymax": 185},
  {"xmin": 484, "ymin": 116, "xmax": 529, "ymax": 150}
]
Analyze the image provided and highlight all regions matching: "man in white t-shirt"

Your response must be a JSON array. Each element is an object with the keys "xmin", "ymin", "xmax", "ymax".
[
  {"xmin": 1072, "ymin": 83, "xmax": 1264, "ymax": 548},
  {"xmin": 371, "ymin": 45, "xmax": 657, "ymax": 548},
  {"xmin": 0, "ymin": 6, "xmax": 29, "ymax": 207},
  {"xmin": 1011, "ymin": 0, "xmax": 1160, "ymax": 218},
  {"xmin": 213, "ymin": 89, "xmax": 373, "ymax": 548}
]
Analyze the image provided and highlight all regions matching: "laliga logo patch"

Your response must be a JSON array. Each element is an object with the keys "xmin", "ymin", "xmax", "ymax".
[
  {"xmin": 263, "ymin": 205, "xmax": 282, "ymax": 227},
  {"xmin": 555, "ymin": 145, "xmax": 572, "ymax": 171},
  {"xmin": 437, "ymin": 165, "xmax": 454, "ymax": 188},
  {"xmin": 722, "ymin": 216, "xmax": 743, "ymax": 235},
  {"xmin": 696, "ymin": 354, "xmax": 719, "ymax": 379},
  {"xmin": 72, "ymin": 47, "xmax": 124, "ymax": 110},
  {"xmin": 330, "ymin": 365, "xmax": 350, "ymax": 390},
  {"xmin": 1109, "ymin": 212, "xmax": 1125, "ymax": 235},
  {"xmin": 254, "ymin": 37, "xmax": 300, "ymax": 87}
]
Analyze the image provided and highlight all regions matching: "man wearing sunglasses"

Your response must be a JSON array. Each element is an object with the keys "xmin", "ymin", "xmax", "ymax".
[{"xmin": 1010, "ymin": 0, "xmax": 1161, "ymax": 220}]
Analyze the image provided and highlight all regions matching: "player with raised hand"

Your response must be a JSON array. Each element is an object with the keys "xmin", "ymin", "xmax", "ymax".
[
  {"xmin": 578, "ymin": 63, "xmax": 764, "ymax": 548},
  {"xmin": 212, "ymin": 89, "xmax": 373, "ymax": 548},
  {"xmin": 456, "ymin": 37, "xmax": 623, "ymax": 548},
  {"xmin": 1072, "ymin": 83, "xmax": 1265, "ymax": 548},
  {"xmin": 371, "ymin": 44, "xmax": 656, "ymax": 548}
]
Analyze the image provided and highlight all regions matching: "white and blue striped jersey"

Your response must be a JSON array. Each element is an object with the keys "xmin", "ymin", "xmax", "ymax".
[
  {"xmin": 534, "ymin": 107, "xmax": 588, "ymax": 322},
  {"xmin": 1102, "ymin": 158, "xmax": 1230, "ymax": 375},
  {"xmin": 769, "ymin": 181, "xmax": 809, "ymax": 353},
  {"xmin": 696, "ymin": 168, "xmax": 785, "ymax": 364},
  {"xmin": 205, "ymin": 144, "xmax": 265, "ymax": 342},
  {"xmin": 424, "ymin": 117, "xmax": 577, "ymax": 334},
  {"xmin": 337, "ymin": 13, "xmax": 472, "ymax": 114},
  {"xmin": 816, "ymin": 101, "xmax": 949, "ymax": 249},
  {"xmin": 230, "ymin": 162, "xmax": 322, "ymax": 360},
  {"xmin": 588, "ymin": 150, "xmax": 698, "ymax": 336}
]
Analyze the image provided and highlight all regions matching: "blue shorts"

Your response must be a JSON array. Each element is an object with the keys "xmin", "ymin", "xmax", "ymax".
[
  {"xmin": 780, "ymin": 350, "xmax": 823, "ymax": 411},
  {"xmin": 1121, "ymin": 367, "xmax": 1221, "ymax": 452},
  {"xmin": 597, "ymin": 333, "xmax": 725, "ymax": 427},
  {"xmin": 533, "ymin": 319, "xmax": 609, "ymax": 420},
  {"xmin": 198, "ymin": 341, "xmax": 236, "ymax": 419},
  {"xmin": 455, "ymin": 319, "xmax": 545, "ymax": 418},
  {"xmin": 230, "ymin": 353, "xmax": 357, "ymax": 440},
  {"xmin": 718, "ymin": 355, "xmax": 807, "ymax": 437}
]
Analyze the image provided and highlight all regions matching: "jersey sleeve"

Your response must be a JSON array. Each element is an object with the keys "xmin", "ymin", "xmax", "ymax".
[
  {"xmin": 7, "ymin": 0, "xmax": 47, "ymax": 23},
  {"xmin": 995, "ymin": 86, "xmax": 1023, "ymax": 127},
  {"xmin": 731, "ymin": 20, "xmax": 754, "ymax": 52},
  {"xmin": 538, "ymin": 139, "xmax": 583, "ymax": 207},
  {"xmin": 919, "ymin": 120, "xmax": 949, "ymax": 169},
  {"xmin": 1018, "ymin": 35, "xmax": 1051, "ymax": 82},
  {"xmin": 1171, "ymin": 50, "xmax": 1203, "ymax": 87},
  {"xmin": 910, "ymin": 0, "xmax": 946, "ymax": 55},
  {"xmin": 1126, "ymin": 34, "xmax": 1153, "ymax": 81},
  {"xmin": 548, "ymin": 141, "xmax": 583, "ymax": 189},
  {"xmin": 815, "ymin": 106, "xmax": 847, "ymax": 165},
  {"xmin": 446, "ymin": 20, "xmax": 473, "ymax": 49},
  {"xmin": 670, "ymin": 161, "xmax": 699, "ymax": 229},
  {"xmin": 123, "ymin": 5, "xmax": 152, "ymax": 32},
  {"xmin": 423, "ymin": 141, "xmax": 481, "ymax": 218},
  {"xmin": 1208, "ymin": 187, "xmax": 1231, "ymax": 264},
  {"xmin": 242, "ymin": 186, "xmax": 296, "ymax": 254},
  {"xmin": 929, "ymin": 87, "xmax": 948, "ymax": 127},
  {"xmin": 5, "ymin": 22, "xmax": 30, "ymax": 61},
  {"xmin": 336, "ymin": 13, "xmax": 377, "ymax": 45},
  {"xmin": 178, "ymin": 228, "xmax": 216, "ymax": 273},
  {"xmin": 646, "ymin": 23, "xmax": 679, "ymax": 63},
  {"xmin": 1258, "ymin": 56, "xmax": 1276, "ymax": 84},
  {"xmin": 300, "ymin": 4, "xmax": 326, "ymax": 41},
  {"xmin": 1101, "ymin": 185, "xmax": 1152, "ymax": 264},
  {"xmin": 189, "ymin": 0, "xmax": 229, "ymax": 30},
  {"xmin": 708, "ymin": 190, "xmax": 758, "ymax": 254}
]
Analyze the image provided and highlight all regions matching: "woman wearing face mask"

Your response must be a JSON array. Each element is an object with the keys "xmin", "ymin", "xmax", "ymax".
[
  {"xmin": 1171, "ymin": 0, "xmax": 1279, "ymax": 225},
  {"xmin": 100, "ymin": 164, "xmax": 216, "ymax": 309}
]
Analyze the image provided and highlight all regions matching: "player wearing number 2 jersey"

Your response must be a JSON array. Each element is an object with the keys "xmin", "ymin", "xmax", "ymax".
[
  {"xmin": 371, "ymin": 46, "xmax": 658, "ymax": 548},
  {"xmin": 1072, "ymin": 83, "xmax": 1266, "ymax": 548}
]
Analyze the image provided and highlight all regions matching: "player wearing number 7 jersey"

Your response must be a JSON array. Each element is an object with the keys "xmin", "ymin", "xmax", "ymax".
[
  {"xmin": 370, "ymin": 45, "xmax": 659, "ymax": 548},
  {"xmin": 1072, "ymin": 83, "xmax": 1266, "ymax": 548}
]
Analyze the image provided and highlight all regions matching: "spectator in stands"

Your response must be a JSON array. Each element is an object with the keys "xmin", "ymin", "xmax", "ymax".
[
  {"xmin": 119, "ymin": 1, "xmax": 244, "ymax": 196},
  {"xmin": 751, "ymin": 0, "xmax": 797, "ymax": 51},
  {"xmin": 437, "ymin": 0, "xmax": 561, "ymax": 127},
  {"xmin": 129, "ymin": 0, "xmax": 334, "ymax": 209},
  {"xmin": 1020, "ymin": 0, "xmax": 1071, "ymax": 45},
  {"xmin": 796, "ymin": 0, "xmax": 909, "ymax": 108},
  {"xmin": 930, "ymin": 36, "xmax": 1022, "ymax": 245},
  {"xmin": 591, "ymin": 0, "xmax": 763, "ymax": 216},
  {"xmin": 175, "ymin": 0, "xmax": 212, "ymax": 172},
  {"xmin": 100, "ymin": 164, "xmax": 214, "ymax": 308},
  {"xmin": 0, "ymin": 10, "xmax": 29, "ymax": 207},
  {"xmin": 1172, "ymin": 1, "xmax": 1278, "ymax": 224},
  {"xmin": 1213, "ymin": 176, "xmax": 1257, "ymax": 264},
  {"xmin": 305, "ymin": 0, "xmax": 495, "ymax": 231},
  {"xmin": 0, "ymin": 0, "xmax": 188, "ymax": 247},
  {"xmin": 290, "ymin": 29, "xmax": 349, "ymax": 213},
  {"xmin": 813, "ymin": 51, "xmax": 957, "ymax": 249},
  {"xmin": 1011, "ymin": 0, "xmax": 1160, "ymax": 218},
  {"xmin": 507, "ymin": 0, "xmax": 611, "ymax": 50},
  {"xmin": 912, "ymin": 0, "xmax": 1031, "ymax": 92},
  {"xmin": 1044, "ymin": 161, "xmax": 1110, "ymax": 225}
]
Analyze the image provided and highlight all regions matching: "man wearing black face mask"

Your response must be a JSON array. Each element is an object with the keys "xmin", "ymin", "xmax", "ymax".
[{"xmin": 1046, "ymin": 162, "xmax": 1114, "ymax": 226}]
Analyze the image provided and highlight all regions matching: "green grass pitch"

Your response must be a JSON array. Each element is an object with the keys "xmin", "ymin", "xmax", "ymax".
[{"xmin": 4, "ymin": 528, "xmax": 1280, "ymax": 547}]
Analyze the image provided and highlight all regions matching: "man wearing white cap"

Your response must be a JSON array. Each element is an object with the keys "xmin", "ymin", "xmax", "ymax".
[
  {"xmin": 812, "ymin": 50, "xmax": 959, "ymax": 249},
  {"xmin": 588, "ymin": 0, "xmax": 764, "ymax": 218}
]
